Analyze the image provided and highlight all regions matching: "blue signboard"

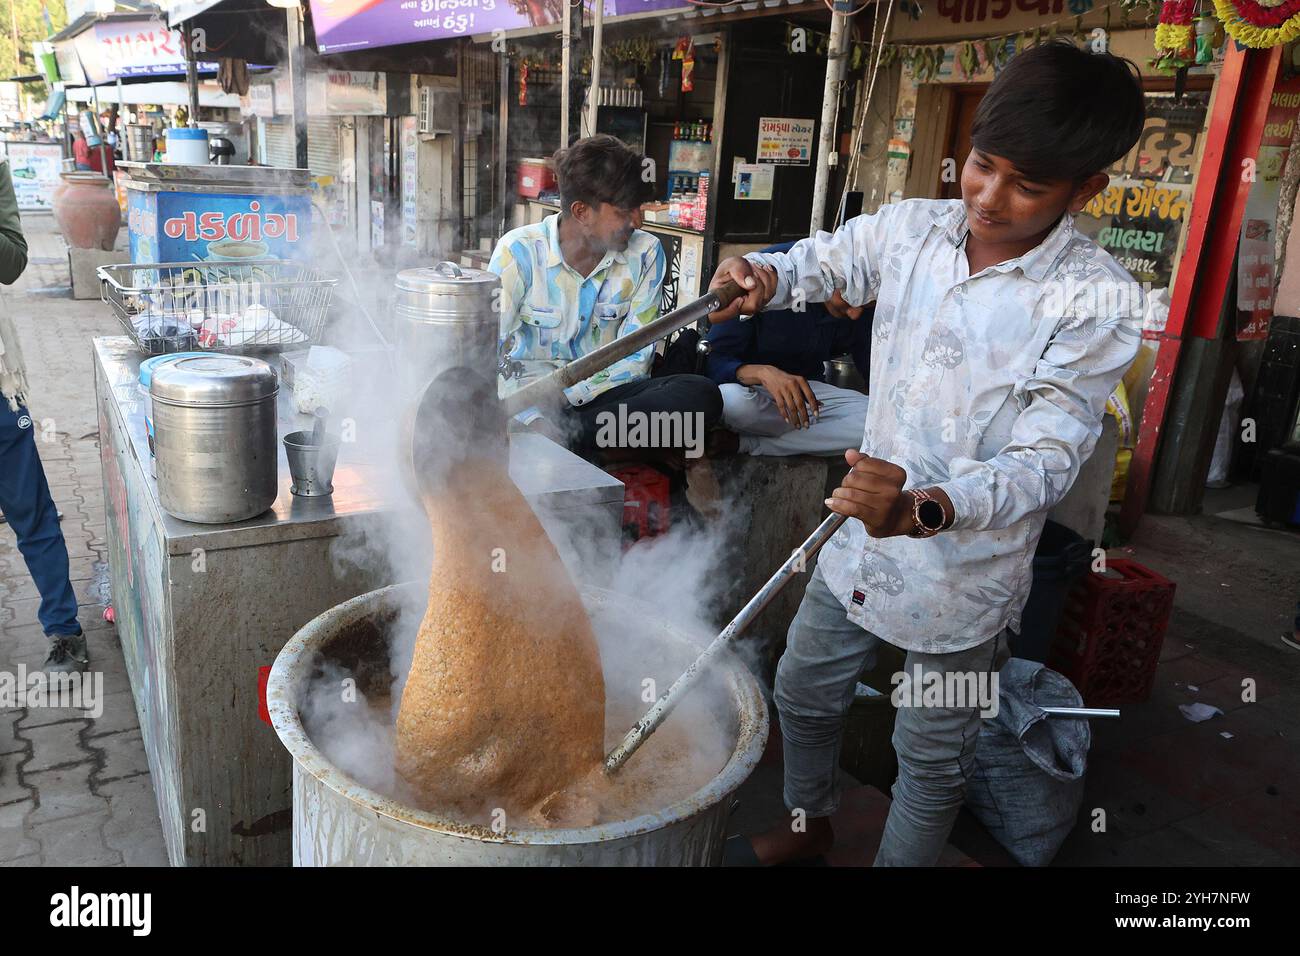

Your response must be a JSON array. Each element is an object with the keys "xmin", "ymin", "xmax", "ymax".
[{"xmin": 127, "ymin": 189, "xmax": 313, "ymax": 264}]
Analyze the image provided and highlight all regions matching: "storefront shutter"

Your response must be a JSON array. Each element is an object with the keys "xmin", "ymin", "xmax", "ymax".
[
  {"xmin": 264, "ymin": 118, "xmax": 295, "ymax": 169},
  {"xmin": 307, "ymin": 116, "xmax": 341, "ymax": 179}
]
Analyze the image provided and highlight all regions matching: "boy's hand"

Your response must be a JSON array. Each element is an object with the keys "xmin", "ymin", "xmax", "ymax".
[
  {"xmin": 708, "ymin": 257, "xmax": 777, "ymax": 322},
  {"xmin": 826, "ymin": 450, "xmax": 914, "ymax": 538}
]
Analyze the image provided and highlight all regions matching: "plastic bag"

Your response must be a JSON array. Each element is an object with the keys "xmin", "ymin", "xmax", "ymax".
[
  {"xmin": 1206, "ymin": 369, "xmax": 1244, "ymax": 486},
  {"xmin": 293, "ymin": 346, "xmax": 352, "ymax": 414},
  {"xmin": 964, "ymin": 658, "xmax": 1090, "ymax": 866}
]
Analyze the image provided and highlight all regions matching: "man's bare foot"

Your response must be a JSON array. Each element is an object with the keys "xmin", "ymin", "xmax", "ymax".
[{"xmin": 748, "ymin": 815, "xmax": 834, "ymax": 865}]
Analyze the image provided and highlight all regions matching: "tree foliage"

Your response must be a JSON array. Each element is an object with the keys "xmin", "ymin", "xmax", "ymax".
[{"xmin": 0, "ymin": 0, "xmax": 68, "ymax": 101}]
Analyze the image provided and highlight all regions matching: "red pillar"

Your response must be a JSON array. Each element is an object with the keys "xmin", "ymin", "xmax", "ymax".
[{"xmin": 1120, "ymin": 44, "xmax": 1282, "ymax": 537}]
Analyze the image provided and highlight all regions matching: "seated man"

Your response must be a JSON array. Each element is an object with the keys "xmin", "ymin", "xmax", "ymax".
[
  {"xmin": 491, "ymin": 134, "xmax": 722, "ymax": 464},
  {"xmin": 706, "ymin": 240, "xmax": 871, "ymax": 456}
]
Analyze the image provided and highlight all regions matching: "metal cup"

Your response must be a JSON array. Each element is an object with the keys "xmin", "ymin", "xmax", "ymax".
[{"xmin": 284, "ymin": 431, "xmax": 340, "ymax": 497}]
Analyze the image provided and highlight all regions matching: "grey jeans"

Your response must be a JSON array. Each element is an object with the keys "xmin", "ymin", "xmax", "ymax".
[
  {"xmin": 775, "ymin": 564, "xmax": 1010, "ymax": 866},
  {"xmin": 720, "ymin": 381, "xmax": 869, "ymax": 457}
]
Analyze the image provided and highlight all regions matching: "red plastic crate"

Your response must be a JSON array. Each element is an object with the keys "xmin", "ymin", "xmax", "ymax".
[
  {"xmin": 607, "ymin": 464, "xmax": 671, "ymax": 547},
  {"xmin": 1048, "ymin": 559, "xmax": 1176, "ymax": 707}
]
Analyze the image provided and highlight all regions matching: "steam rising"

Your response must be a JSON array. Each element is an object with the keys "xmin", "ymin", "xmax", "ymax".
[{"xmin": 293, "ymin": 56, "xmax": 751, "ymax": 822}]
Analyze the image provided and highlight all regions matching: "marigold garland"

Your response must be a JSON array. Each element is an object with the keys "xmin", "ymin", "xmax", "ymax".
[
  {"xmin": 1212, "ymin": 0, "xmax": 1300, "ymax": 46},
  {"xmin": 1155, "ymin": 0, "xmax": 1198, "ymax": 54}
]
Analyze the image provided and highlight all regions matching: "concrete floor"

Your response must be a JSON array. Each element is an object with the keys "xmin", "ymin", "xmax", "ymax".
[
  {"xmin": 1, "ymin": 214, "xmax": 169, "ymax": 866},
  {"xmin": 4, "ymin": 213, "xmax": 1299, "ymax": 867}
]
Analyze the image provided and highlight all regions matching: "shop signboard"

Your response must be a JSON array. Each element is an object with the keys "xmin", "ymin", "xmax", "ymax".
[
  {"xmin": 757, "ymin": 117, "xmax": 815, "ymax": 166},
  {"xmin": 127, "ymin": 188, "xmax": 313, "ymax": 264},
  {"xmin": 308, "ymin": 0, "xmax": 551, "ymax": 54},
  {"xmin": 75, "ymin": 18, "xmax": 217, "ymax": 83},
  {"xmin": 324, "ymin": 71, "xmax": 387, "ymax": 116},
  {"xmin": 1236, "ymin": 78, "xmax": 1300, "ymax": 341},
  {"xmin": 401, "ymin": 116, "xmax": 419, "ymax": 248},
  {"xmin": 308, "ymin": 0, "xmax": 693, "ymax": 54},
  {"xmin": 0, "ymin": 142, "xmax": 65, "ymax": 211},
  {"xmin": 1074, "ymin": 92, "xmax": 1209, "ymax": 296},
  {"xmin": 243, "ymin": 82, "xmax": 275, "ymax": 119}
]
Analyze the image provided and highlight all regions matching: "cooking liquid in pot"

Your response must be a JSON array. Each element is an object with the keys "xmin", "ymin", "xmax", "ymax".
[
  {"xmin": 395, "ymin": 456, "xmax": 607, "ymax": 821},
  {"xmin": 378, "ymin": 457, "xmax": 733, "ymax": 829}
]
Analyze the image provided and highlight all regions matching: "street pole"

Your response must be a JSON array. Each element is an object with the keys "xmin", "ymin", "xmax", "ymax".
[
  {"xmin": 10, "ymin": 0, "xmax": 19, "ymax": 77},
  {"xmin": 586, "ymin": 0, "xmax": 603, "ymax": 138},
  {"xmin": 810, "ymin": 2, "xmax": 850, "ymax": 236},
  {"xmin": 560, "ymin": 1, "xmax": 571, "ymax": 151},
  {"xmin": 117, "ymin": 77, "xmax": 127, "ymax": 160},
  {"xmin": 91, "ymin": 85, "xmax": 109, "ymax": 175},
  {"xmin": 287, "ymin": 6, "xmax": 309, "ymax": 169},
  {"xmin": 181, "ymin": 22, "xmax": 201, "ymax": 127}
]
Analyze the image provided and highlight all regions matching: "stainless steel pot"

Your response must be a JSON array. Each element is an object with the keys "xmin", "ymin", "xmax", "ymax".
[
  {"xmin": 825, "ymin": 355, "xmax": 868, "ymax": 394},
  {"xmin": 393, "ymin": 261, "xmax": 501, "ymax": 401},
  {"xmin": 150, "ymin": 355, "xmax": 279, "ymax": 524},
  {"xmin": 268, "ymin": 583, "xmax": 768, "ymax": 866}
]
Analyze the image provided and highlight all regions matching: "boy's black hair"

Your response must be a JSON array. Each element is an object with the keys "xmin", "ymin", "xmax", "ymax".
[
  {"xmin": 971, "ymin": 40, "xmax": 1145, "ymax": 183},
  {"xmin": 553, "ymin": 134, "xmax": 654, "ymax": 214}
]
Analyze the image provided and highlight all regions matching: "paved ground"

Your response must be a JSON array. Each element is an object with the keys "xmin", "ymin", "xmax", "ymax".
[
  {"xmin": 3, "ymin": 213, "xmax": 1299, "ymax": 867},
  {"xmin": 0, "ymin": 213, "xmax": 169, "ymax": 866}
]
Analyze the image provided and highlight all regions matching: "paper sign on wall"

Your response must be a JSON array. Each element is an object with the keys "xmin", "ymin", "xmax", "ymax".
[
  {"xmin": 735, "ymin": 163, "xmax": 773, "ymax": 201},
  {"xmin": 757, "ymin": 117, "xmax": 815, "ymax": 166}
]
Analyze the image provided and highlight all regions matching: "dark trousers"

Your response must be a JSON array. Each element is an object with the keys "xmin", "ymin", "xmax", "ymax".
[
  {"xmin": 0, "ymin": 402, "xmax": 79, "ymax": 636},
  {"xmin": 565, "ymin": 374, "xmax": 723, "ymax": 456}
]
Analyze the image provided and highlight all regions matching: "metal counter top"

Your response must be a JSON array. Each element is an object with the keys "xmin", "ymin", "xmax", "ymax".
[{"xmin": 93, "ymin": 336, "xmax": 624, "ymax": 558}]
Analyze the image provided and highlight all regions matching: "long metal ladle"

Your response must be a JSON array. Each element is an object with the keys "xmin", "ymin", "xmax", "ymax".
[
  {"xmin": 404, "ymin": 279, "xmax": 747, "ymax": 501},
  {"xmin": 605, "ymin": 512, "xmax": 849, "ymax": 773},
  {"xmin": 604, "ymin": 523, "xmax": 1123, "ymax": 773}
]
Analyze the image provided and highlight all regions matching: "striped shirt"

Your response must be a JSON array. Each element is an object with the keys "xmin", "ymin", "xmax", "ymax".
[{"xmin": 490, "ymin": 213, "xmax": 666, "ymax": 406}]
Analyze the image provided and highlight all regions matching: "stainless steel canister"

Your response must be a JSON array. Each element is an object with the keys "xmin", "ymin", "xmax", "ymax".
[
  {"xmin": 393, "ymin": 261, "xmax": 501, "ymax": 400},
  {"xmin": 150, "ymin": 355, "xmax": 280, "ymax": 524}
]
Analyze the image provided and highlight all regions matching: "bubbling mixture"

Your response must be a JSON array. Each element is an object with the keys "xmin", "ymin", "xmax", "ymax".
[
  {"xmin": 394, "ymin": 456, "xmax": 607, "ymax": 820},
  {"xmin": 304, "ymin": 594, "xmax": 735, "ymax": 830}
]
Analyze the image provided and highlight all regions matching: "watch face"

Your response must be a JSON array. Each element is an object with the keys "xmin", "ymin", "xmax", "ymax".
[{"xmin": 918, "ymin": 498, "xmax": 945, "ymax": 531}]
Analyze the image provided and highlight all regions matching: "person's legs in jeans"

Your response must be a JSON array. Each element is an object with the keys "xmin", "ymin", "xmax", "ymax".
[
  {"xmin": 0, "ymin": 403, "xmax": 80, "ymax": 638},
  {"xmin": 750, "ymin": 564, "xmax": 881, "ymax": 862},
  {"xmin": 874, "ymin": 633, "xmax": 1009, "ymax": 866},
  {"xmin": 720, "ymin": 381, "xmax": 868, "ymax": 457}
]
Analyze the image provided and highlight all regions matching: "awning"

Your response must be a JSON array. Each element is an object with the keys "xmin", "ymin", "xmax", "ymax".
[
  {"xmin": 162, "ymin": 0, "xmax": 229, "ymax": 25},
  {"xmin": 66, "ymin": 80, "xmax": 243, "ymax": 108}
]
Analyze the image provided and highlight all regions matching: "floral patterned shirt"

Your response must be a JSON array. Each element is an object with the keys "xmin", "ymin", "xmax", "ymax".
[
  {"xmin": 747, "ymin": 199, "xmax": 1144, "ymax": 652},
  {"xmin": 490, "ymin": 213, "xmax": 666, "ymax": 406}
]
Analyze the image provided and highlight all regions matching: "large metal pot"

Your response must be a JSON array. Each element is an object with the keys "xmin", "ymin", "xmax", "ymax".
[
  {"xmin": 393, "ymin": 261, "xmax": 500, "ymax": 401},
  {"xmin": 268, "ymin": 583, "xmax": 768, "ymax": 866},
  {"xmin": 151, "ymin": 355, "xmax": 279, "ymax": 523}
]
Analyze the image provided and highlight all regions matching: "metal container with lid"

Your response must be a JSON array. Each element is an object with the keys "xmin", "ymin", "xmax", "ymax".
[
  {"xmin": 393, "ymin": 261, "xmax": 501, "ymax": 400},
  {"xmin": 151, "ymin": 355, "xmax": 280, "ymax": 524}
]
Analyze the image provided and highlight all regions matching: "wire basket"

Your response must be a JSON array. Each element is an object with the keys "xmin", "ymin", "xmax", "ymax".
[{"xmin": 98, "ymin": 260, "xmax": 338, "ymax": 356}]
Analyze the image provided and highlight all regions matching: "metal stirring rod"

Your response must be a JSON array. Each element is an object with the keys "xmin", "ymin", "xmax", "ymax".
[{"xmin": 604, "ymin": 512, "xmax": 849, "ymax": 774}]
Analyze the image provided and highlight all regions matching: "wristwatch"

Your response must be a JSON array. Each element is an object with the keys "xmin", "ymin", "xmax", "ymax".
[{"xmin": 908, "ymin": 487, "xmax": 950, "ymax": 538}]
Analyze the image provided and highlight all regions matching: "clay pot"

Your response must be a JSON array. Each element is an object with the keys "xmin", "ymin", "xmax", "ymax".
[{"xmin": 52, "ymin": 172, "xmax": 121, "ymax": 251}]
